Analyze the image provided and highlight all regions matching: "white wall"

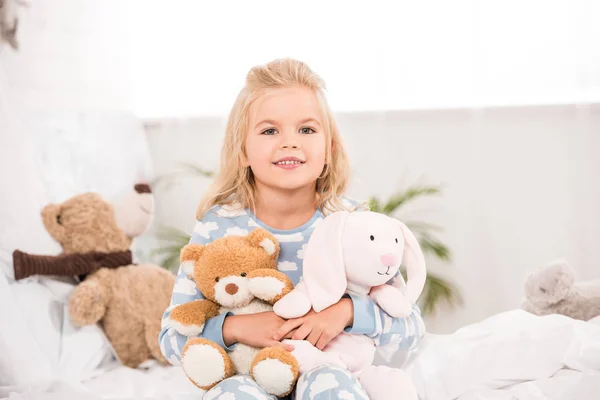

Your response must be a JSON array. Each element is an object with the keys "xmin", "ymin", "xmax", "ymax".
[{"xmin": 144, "ymin": 104, "xmax": 600, "ymax": 334}]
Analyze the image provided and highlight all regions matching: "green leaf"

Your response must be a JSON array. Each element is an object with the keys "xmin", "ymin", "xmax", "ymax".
[
  {"xmin": 418, "ymin": 232, "xmax": 452, "ymax": 262},
  {"xmin": 368, "ymin": 196, "xmax": 382, "ymax": 213},
  {"xmin": 419, "ymin": 272, "xmax": 463, "ymax": 317},
  {"xmin": 403, "ymin": 220, "xmax": 444, "ymax": 233},
  {"xmin": 179, "ymin": 162, "xmax": 215, "ymax": 178},
  {"xmin": 382, "ymin": 185, "xmax": 441, "ymax": 215},
  {"xmin": 151, "ymin": 225, "xmax": 192, "ymax": 272}
]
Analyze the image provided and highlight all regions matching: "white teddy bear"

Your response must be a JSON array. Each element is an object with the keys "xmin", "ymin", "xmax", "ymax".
[{"xmin": 521, "ymin": 259, "xmax": 600, "ymax": 321}]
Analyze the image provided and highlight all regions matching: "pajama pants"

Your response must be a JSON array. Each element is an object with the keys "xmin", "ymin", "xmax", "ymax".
[{"xmin": 202, "ymin": 365, "xmax": 369, "ymax": 400}]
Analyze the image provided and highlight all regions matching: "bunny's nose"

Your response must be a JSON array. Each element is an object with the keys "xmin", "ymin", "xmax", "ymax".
[
  {"xmin": 380, "ymin": 253, "xmax": 398, "ymax": 267},
  {"xmin": 134, "ymin": 183, "xmax": 152, "ymax": 194}
]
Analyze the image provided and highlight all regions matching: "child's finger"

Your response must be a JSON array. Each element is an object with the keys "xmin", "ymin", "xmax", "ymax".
[
  {"xmin": 270, "ymin": 340, "xmax": 295, "ymax": 352},
  {"xmin": 315, "ymin": 330, "xmax": 334, "ymax": 350},
  {"xmin": 306, "ymin": 328, "xmax": 323, "ymax": 347},
  {"xmin": 274, "ymin": 318, "xmax": 304, "ymax": 340},
  {"xmin": 283, "ymin": 328, "xmax": 297, "ymax": 339},
  {"xmin": 291, "ymin": 323, "xmax": 312, "ymax": 341}
]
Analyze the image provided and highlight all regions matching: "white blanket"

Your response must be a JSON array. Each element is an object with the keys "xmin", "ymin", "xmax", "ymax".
[
  {"xmin": 2, "ymin": 310, "xmax": 599, "ymax": 400},
  {"xmin": 405, "ymin": 310, "xmax": 600, "ymax": 400}
]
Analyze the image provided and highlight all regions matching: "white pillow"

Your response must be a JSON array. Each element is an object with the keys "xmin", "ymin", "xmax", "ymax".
[
  {"xmin": 0, "ymin": 71, "xmax": 62, "ymax": 280},
  {"xmin": 39, "ymin": 277, "xmax": 115, "ymax": 383},
  {"xmin": 0, "ymin": 273, "xmax": 55, "ymax": 387}
]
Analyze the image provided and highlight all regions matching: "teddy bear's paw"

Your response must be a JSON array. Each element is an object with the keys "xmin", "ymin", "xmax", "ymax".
[
  {"xmin": 68, "ymin": 281, "xmax": 107, "ymax": 326},
  {"xmin": 168, "ymin": 317, "xmax": 205, "ymax": 337},
  {"xmin": 247, "ymin": 277, "xmax": 286, "ymax": 302},
  {"xmin": 168, "ymin": 300, "xmax": 218, "ymax": 337},
  {"xmin": 182, "ymin": 338, "xmax": 235, "ymax": 390},
  {"xmin": 251, "ymin": 346, "xmax": 299, "ymax": 397}
]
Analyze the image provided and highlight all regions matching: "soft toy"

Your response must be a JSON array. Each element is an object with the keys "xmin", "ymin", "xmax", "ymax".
[
  {"xmin": 274, "ymin": 210, "xmax": 427, "ymax": 400},
  {"xmin": 521, "ymin": 259, "xmax": 600, "ymax": 321},
  {"xmin": 13, "ymin": 184, "xmax": 176, "ymax": 368},
  {"xmin": 12, "ymin": 183, "xmax": 154, "ymax": 280},
  {"xmin": 0, "ymin": 0, "xmax": 25, "ymax": 50},
  {"xmin": 167, "ymin": 229, "xmax": 300, "ymax": 397}
]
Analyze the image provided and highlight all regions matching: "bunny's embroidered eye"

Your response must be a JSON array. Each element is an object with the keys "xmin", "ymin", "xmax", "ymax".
[
  {"xmin": 215, "ymin": 277, "xmax": 220, "ymax": 283},
  {"xmin": 395, "ymin": 238, "xmax": 398, "ymax": 243},
  {"xmin": 241, "ymin": 272, "xmax": 247, "ymax": 277},
  {"xmin": 370, "ymin": 235, "xmax": 375, "ymax": 241}
]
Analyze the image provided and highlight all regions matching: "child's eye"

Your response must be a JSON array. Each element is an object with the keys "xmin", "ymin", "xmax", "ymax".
[
  {"xmin": 261, "ymin": 128, "xmax": 277, "ymax": 135},
  {"xmin": 300, "ymin": 127, "xmax": 316, "ymax": 134}
]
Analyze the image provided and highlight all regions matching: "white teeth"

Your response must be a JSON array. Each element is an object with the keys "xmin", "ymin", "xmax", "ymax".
[{"xmin": 276, "ymin": 160, "xmax": 302, "ymax": 165}]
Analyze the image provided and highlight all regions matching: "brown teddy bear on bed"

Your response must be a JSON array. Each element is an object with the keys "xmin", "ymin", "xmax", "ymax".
[
  {"xmin": 13, "ymin": 184, "xmax": 176, "ymax": 368},
  {"xmin": 168, "ymin": 229, "xmax": 300, "ymax": 397}
]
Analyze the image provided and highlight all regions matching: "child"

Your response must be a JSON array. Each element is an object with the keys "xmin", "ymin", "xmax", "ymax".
[{"xmin": 159, "ymin": 58, "xmax": 425, "ymax": 399}]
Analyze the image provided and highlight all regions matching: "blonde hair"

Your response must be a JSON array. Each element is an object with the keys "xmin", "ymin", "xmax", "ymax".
[{"xmin": 197, "ymin": 58, "xmax": 351, "ymax": 219}]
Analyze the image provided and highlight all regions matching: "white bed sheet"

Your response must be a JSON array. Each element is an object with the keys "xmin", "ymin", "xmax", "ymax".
[
  {"xmin": 2, "ymin": 310, "xmax": 599, "ymax": 400},
  {"xmin": 1, "ymin": 361, "xmax": 201, "ymax": 400}
]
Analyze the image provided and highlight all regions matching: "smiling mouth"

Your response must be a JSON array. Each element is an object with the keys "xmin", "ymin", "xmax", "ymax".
[
  {"xmin": 377, "ymin": 266, "xmax": 393, "ymax": 276},
  {"xmin": 272, "ymin": 160, "xmax": 305, "ymax": 165}
]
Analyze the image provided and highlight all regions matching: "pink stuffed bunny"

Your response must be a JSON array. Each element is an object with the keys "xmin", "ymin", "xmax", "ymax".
[{"xmin": 273, "ymin": 210, "xmax": 427, "ymax": 400}]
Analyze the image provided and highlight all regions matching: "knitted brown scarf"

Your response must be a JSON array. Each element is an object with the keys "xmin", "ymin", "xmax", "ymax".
[{"xmin": 12, "ymin": 249, "xmax": 133, "ymax": 280}]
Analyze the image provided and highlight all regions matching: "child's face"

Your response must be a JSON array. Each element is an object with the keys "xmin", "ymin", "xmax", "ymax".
[{"xmin": 245, "ymin": 86, "xmax": 327, "ymax": 193}]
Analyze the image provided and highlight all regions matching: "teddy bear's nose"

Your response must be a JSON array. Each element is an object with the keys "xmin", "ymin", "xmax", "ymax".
[
  {"xmin": 134, "ymin": 183, "xmax": 152, "ymax": 194},
  {"xmin": 225, "ymin": 283, "xmax": 239, "ymax": 295}
]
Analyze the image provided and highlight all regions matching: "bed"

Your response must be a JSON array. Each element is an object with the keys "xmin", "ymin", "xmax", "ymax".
[
  {"xmin": 2, "ymin": 309, "xmax": 599, "ymax": 400},
  {"xmin": 1, "ymin": 111, "xmax": 599, "ymax": 400}
]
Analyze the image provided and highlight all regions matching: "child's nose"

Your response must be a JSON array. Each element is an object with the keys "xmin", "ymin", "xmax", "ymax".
[{"xmin": 280, "ymin": 131, "xmax": 299, "ymax": 149}]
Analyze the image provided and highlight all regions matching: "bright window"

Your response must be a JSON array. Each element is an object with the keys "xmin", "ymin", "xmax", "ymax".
[{"xmin": 127, "ymin": 0, "xmax": 600, "ymax": 118}]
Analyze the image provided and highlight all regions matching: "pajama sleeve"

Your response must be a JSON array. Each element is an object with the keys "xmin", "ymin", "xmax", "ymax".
[
  {"xmin": 158, "ymin": 210, "xmax": 236, "ymax": 365},
  {"xmin": 344, "ymin": 271, "xmax": 426, "ymax": 358}
]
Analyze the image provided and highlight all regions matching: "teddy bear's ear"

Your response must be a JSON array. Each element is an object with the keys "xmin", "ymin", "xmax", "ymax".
[
  {"xmin": 180, "ymin": 244, "xmax": 204, "ymax": 277},
  {"xmin": 247, "ymin": 229, "xmax": 280, "ymax": 259}
]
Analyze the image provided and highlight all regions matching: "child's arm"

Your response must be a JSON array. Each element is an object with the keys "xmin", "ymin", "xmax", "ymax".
[{"xmin": 345, "ymin": 295, "xmax": 424, "ymax": 350}]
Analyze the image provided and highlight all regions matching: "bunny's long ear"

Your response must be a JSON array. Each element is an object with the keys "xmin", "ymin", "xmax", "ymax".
[
  {"xmin": 303, "ymin": 211, "xmax": 349, "ymax": 312},
  {"xmin": 397, "ymin": 221, "xmax": 427, "ymax": 304}
]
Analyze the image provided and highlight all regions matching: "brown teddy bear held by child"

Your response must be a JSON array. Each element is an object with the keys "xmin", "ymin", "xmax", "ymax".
[
  {"xmin": 12, "ymin": 184, "xmax": 176, "ymax": 368},
  {"xmin": 168, "ymin": 229, "xmax": 300, "ymax": 397}
]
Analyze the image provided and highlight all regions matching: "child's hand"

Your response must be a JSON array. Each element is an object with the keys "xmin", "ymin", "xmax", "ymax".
[
  {"xmin": 273, "ymin": 298, "xmax": 353, "ymax": 350},
  {"xmin": 223, "ymin": 311, "xmax": 295, "ymax": 351}
]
